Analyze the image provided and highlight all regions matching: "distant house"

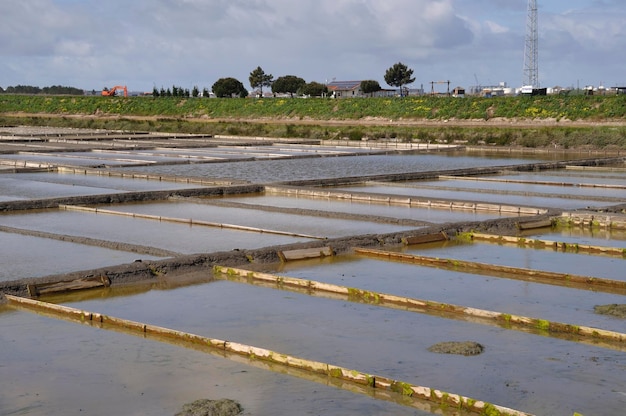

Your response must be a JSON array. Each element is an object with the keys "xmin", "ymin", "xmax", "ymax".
[
  {"xmin": 452, "ymin": 87, "xmax": 465, "ymax": 97},
  {"xmin": 326, "ymin": 80, "xmax": 362, "ymax": 98},
  {"xmin": 326, "ymin": 80, "xmax": 396, "ymax": 98}
]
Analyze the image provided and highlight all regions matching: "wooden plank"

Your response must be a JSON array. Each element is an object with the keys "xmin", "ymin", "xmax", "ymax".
[
  {"xmin": 278, "ymin": 246, "xmax": 333, "ymax": 261},
  {"xmin": 517, "ymin": 219, "xmax": 553, "ymax": 230},
  {"xmin": 28, "ymin": 276, "xmax": 110, "ymax": 297},
  {"xmin": 402, "ymin": 232, "xmax": 448, "ymax": 245}
]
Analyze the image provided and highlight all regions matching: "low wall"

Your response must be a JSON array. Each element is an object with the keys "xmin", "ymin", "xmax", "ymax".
[{"xmin": 0, "ymin": 184, "xmax": 264, "ymax": 212}]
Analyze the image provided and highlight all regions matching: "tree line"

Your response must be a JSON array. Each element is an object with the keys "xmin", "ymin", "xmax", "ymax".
[
  {"xmin": 154, "ymin": 62, "xmax": 416, "ymax": 98},
  {"xmin": 1, "ymin": 62, "xmax": 416, "ymax": 99},
  {"xmin": 210, "ymin": 62, "xmax": 414, "ymax": 98},
  {"xmin": 0, "ymin": 85, "xmax": 85, "ymax": 95}
]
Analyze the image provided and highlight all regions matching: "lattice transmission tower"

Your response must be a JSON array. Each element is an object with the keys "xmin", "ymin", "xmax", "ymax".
[{"xmin": 522, "ymin": 0, "xmax": 539, "ymax": 88}]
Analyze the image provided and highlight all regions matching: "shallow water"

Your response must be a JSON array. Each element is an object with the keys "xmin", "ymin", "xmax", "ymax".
[
  {"xmin": 403, "ymin": 241, "xmax": 626, "ymax": 281},
  {"xmin": 0, "ymin": 307, "xmax": 423, "ymax": 416},
  {"xmin": 0, "ymin": 231, "xmax": 163, "ymax": 281},
  {"xmin": 0, "ymin": 171, "xmax": 202, "ymax": 200},
  {"xmin": 0, "ymin": 209, "xmax": 313, "ymax": 256},
  {"xmin": 495, "ymin": 170, "xmax": 626, "ymax": 187},
  {"xmin": 15, "ymin": 278, "xmax": 625, "ymax": 416},
  {"xmin": 2, "ymin": 144, "xmax": 625, "ymax": 416},
  {"xmin": 116, "ymin": 153, "xmax": 546, "ymax": 183},
  {"xmin": 217, "ymin": 193, "xmax": 519, "ymax": 223},
  {"xmin": 412, "ymin": 177, "xmax": 626, "ymax": 201},
  {"xmin": 521, "ymin": 225, "xmax": 626, "ymax": 244},
  {"xmin": 100, "ymin": 200, "xmax": 416, "ymax": 238},
  {"xmin": 274, "ymin": 255, "xmax": 626, "ymax": 332},
  {"xmin": 334, "ymin": 184, "xmax": 609, "ymax": 210}
]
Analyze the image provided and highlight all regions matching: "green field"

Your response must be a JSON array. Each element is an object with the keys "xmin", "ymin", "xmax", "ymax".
[
  {"xmin": 2, "ymin": 94, "xmax": 625, "ymax": 120},
  {"xmin": 1, "ymin": 94, "xmax": 625, "ymax": 149}
]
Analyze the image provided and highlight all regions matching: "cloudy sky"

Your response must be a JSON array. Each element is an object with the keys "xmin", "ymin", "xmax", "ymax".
[{"xmin": 1, "ymin": 0, "xmax": 624, "ymax": 93}]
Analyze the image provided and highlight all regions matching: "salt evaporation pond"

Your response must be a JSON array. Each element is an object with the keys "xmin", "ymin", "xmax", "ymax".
[
  {"xmin": 0, "ymin": 209, "xmax": 313, "ymax": 255},
  {"xmin": 333, "ymin": 183, "xmax": 607, "ymax": 210},
  {"xmin": 216, "ymin": 193, "xmax": 520, "ymax": 223},
  {"xmin": 521, "ymin": 225, "xmax": 626, "ymax": 244},
  {"xmin": 273, "ymin": 255, "xmax": 626, "ymax": 333},
  {"xmin": 99, "ymin": 200, "xmax": 416, "ymax": 238},
  {"xmin": 0, "ymin": 307, "xmax": 418, "ymax": 416},
  {"xmin": 0, "ymin": 172, "xmax": 204, "ymax": 200},
  {"xmin": 412, "ymin": 177, "xmax": 626, "ymax": 201},
  {"xmin": 115, "ymin": 153, "xmax": 547, "ymax": 183},
  {"xmin": 34, "ymin": 279, "xmax": 626, "ymax": 416},
  {"xmin": 0, "ymin": 231, "xmax": 163, "ymax": 281},
  {"xmin": 492, "ymin": 170, "xmax": 626, "ymax": 187},
  {"xmin": 403, "ymin": 241, "xmax": 626, "ymax": 281}
]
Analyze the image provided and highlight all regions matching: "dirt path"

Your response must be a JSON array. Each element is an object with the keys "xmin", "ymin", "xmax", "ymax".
[{"xmin": 4, "ymin": 111, "xmax": 626, "ymax": 128}]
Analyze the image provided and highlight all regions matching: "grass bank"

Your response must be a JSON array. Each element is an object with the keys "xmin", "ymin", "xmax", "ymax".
[
  {"xmin": 2, "ymin": 94, "xmax": 625, "ymax": 120},
  {"xmin": 1, "ymin": 94, "xmax": 625, "ymax": 149}
]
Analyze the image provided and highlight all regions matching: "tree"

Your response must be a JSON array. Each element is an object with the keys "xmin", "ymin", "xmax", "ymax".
[
  {"xmin": 272, "ymin": 75, "xmax": 306, "ymax": 97},
  {"xmin": 192, "ymin": 86, "xmax": 199, "ymax": 97},
  {"xmin": 249, "ymin": 66, "xmax": 273, "ymax": 97},
  {"xmin": 360, "ymin": 80, "xmax": 381, "ymax": 96},
  {"xmin": 299, "ymin": 81, "xmax": 328, "ymax": 97},
  {"xmin": 384, "ymin": 62, "xmax": 415, "ymax": 97},
  {"xmin": 212, "ymin": 77, "xmax": 248, "ymax": 98}
]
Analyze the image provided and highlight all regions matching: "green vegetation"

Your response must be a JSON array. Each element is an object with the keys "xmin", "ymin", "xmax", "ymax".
[
  {"xmin": 211, "ymin": 78, "xmax": 248, "ymax": 98},
  {"xmin": 271, "ymin": 75, "xmax": 306, "ymax": 97},
  {"xmin": 2, "ymin": 94, "xmax": 623, "ymax": 122},
  {"xmin": 0, "ymin": 85, "xmax": 85, "ymax": 95},
  {"xmin": 248, "ymin": 66, "xmax": 274, "ymax": 96},
  {"xmin": 1, "ymin": 94, "xmax": 625, "ymax": 149},
  {"xmin": 384, "ymin": 62, "xmax": 415, "ymax": 97}
]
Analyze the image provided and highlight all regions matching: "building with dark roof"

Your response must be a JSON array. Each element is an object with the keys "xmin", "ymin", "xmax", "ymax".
[{"xmin": 326, "ymin": 80, "xmax": 396, "ymax": 98}]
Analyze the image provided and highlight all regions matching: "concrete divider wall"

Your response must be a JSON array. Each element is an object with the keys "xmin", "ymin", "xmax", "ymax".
[{"xmin": 0, "ymin": 184, "xmax": 264, "ymax": 212}]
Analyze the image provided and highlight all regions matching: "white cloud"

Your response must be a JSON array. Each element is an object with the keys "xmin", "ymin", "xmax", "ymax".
[{"xmin": 0, "ymin": 0, "xmax": 624, "ymax": 90}]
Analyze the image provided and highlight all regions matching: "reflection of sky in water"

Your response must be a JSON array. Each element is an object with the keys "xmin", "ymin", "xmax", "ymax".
[
  {"xmin": 219, "ymin": 194, "xmax": 518, "ymax": 223},
  {"xmin": 334, "ymin": 184, "xmax": 605, "ymax": 210},
  {"xmin": 495, "ymin": 171, "xmax": 626, "ymax": 186},
  {"xmin": 276, "ymin": 256, "xmax": 626, "ymax": 333},
  {"xmin": 0, "ymin": 172, "xmax": 204, "ymax": 200},
  {"xmin": 100, "ymin": 201, "xmax": 415, "ymax": 238},
  {"xmin": 56, "ymin": 280, "xmax": 626, "ymax": 416},
  {"xmin": 0, "ymin": 232, "xmax": 163, "ymax": 281},
  {"xmin": 116, "ymin": 153, "xmax": 546, "ymax": 183},
  {"xmin": 523, "ymin": 227, "xmax": 626, "ymax": 244},
  {"xmin": 0, "ymin": 309, "xmax": 414, "ymax": 416},
  {"xmin": 411, "ymin": 178, "xmax": 626, "ymax": 200},
  {"xmin": 405, "ymin": 242, "xmax": 626, "ymax": 281},
  {"xmin": 0, "ymin": 210, "xmax": 314, "ymax": 255}
]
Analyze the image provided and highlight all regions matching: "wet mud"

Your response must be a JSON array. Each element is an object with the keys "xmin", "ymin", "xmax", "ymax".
[
  {"xmin": 427, "ymin": 341, "xmax": 484, "ymax": 356},
  {"xmin": 594, "ymin": 304, "xmax": 626, "ymax": 318},
  {"xmin": 175, "ymin": 399, "xmax": 243, "ymax": 416}
]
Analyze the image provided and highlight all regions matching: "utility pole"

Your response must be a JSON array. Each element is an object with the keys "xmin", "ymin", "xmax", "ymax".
[{"xmin": 522, "ymin": 0, "xmax": 539, "ymax": 88}]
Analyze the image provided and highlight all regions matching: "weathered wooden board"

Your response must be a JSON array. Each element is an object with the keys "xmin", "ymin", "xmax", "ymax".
[
  {"xmin": 278, "ymin": 246, "xmax": 334, "ymax": 261},
  {"xmin": 27, "ymin": 276, "xmax": 110, "ymax": 297}
]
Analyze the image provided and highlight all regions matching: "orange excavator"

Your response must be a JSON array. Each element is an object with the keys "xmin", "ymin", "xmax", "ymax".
[{"xmin": 101, "ymin": 85, "xmax": 128, "ymax": 97}]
